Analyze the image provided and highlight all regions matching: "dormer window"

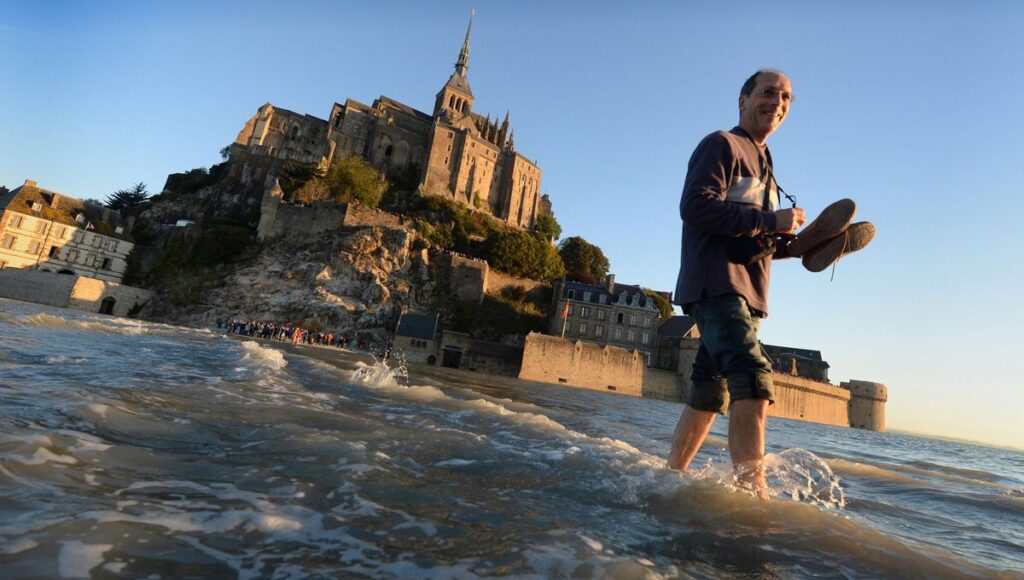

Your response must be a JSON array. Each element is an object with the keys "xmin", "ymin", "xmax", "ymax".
[
  {"xmin": 31, "ymin": 202, "xmax": 42, "ymax": 212},
  {"xmin": 75, "ymin": 213, "xmax": 86, "ymax": 225},
  {"xmin": 115, "ymin": 226, "xmax": 124, "ymax": 235}
]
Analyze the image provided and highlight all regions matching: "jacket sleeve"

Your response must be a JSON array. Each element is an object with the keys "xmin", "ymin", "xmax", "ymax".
[{"xmin": 679, "ymin": 134, "xmax": 779, "ymax": 237}]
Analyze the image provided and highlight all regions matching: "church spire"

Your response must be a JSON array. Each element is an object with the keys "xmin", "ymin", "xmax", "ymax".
[{"xmin": 455, "ymin": 10, "xmax": 473, "ymax": 77}]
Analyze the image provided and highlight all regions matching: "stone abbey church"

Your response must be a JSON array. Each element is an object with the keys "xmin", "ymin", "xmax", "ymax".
[{"xmin": 232, "ymin": 18, "xmax": 546, "ymax": 230}]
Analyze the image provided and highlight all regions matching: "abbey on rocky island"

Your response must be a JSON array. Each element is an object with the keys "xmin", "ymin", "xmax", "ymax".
[{"xmin": 231, "ymin": 15, "xmax": 545, "ymax": 231}]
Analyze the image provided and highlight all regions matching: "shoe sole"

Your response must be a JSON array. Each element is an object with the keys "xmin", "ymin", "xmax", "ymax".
[
  {"xmin": 802, "ymin": 222, "xmax": 875, "ymax": 273},
  {"xmin": 787, "ymin": 198, "xmax": 857, "ymax": 256}
]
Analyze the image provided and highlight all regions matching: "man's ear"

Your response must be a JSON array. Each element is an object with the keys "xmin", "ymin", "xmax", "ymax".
[{"xmin": 738, "ymin": 95, "xmax": 748, "ymax": 114}]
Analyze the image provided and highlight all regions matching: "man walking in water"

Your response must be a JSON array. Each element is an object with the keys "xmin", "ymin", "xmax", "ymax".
[{"xmin": 666, "ymin": 70, "xmax": 805, "ymax": 496}]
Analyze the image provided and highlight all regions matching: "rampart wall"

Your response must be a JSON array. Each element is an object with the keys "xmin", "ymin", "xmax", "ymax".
[
  {"xmin": 267, "ymin": 202, "xmax": 348, "ymax": 239},
  {"xmin": 0, "ymin": 269, "xmax": 152, "ymax": 317},
  {"xmin": 484, "ymin": 269, "xmax": 547, "ymax": 297},
  {"xmin": 519, "ymin": 332, "xmax": 644, "ymax": 396},
  {"xmin": 432, "ymin": 253, "xmax": 488, "ymax": 304},
  {"xmin": 771, "ymin": 374, "xmax": 851, "ymax": 427},
  {"xmin": 342, "ymin": 204, "xmax": 404, "ymax": 229},
  {"xmin": 642, "ymin": 368, "xmax": 684, "ymax": 401}
]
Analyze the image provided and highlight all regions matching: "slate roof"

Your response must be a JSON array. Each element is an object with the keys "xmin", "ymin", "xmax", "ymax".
[
  {"xmin": 377, "ymin": 96, "xmax": 433, "ymax": 122},
  {"xmin": 1, "ymin": 181, "xmax": 134, "ymax": 242},
  {"xmin": 762, "ymin": 344, "xmax": 828, "ymax": 365},
  {"xmin": 395, "ymin": 312, "xmax": 438, "ymax": 340},
  {"xmin": 443, "ymin": 72, "xmax": 474, "ymax": 98},
  {"xmin": 562, "ymin": 280, "xmax": 671, "ymax": 310},
  {"xmin": 657, "ymin": 315, "xmax": 698, "ymax": 338}
]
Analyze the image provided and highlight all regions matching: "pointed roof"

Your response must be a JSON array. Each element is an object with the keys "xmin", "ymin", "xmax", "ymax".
[{"xmin": 441, "ymin": 14, "xmax": 474, "ymax": 98}]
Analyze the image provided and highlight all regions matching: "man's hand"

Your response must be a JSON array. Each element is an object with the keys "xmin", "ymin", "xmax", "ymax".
[{"xmin": 775, "ymin": 208, "xmax": 806, "ymax": 235}]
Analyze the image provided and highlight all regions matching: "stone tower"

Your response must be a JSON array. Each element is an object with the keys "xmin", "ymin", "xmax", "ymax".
[
  {"xmin": 433, "ymin": 15, "xmax": 474, "ymax": 121},
  {"xmin": 843, "ymin": 380, "xmax": 888, "ymax": 431}
]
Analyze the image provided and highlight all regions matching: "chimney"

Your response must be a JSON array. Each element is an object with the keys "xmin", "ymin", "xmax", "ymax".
[
  {"xmin": 24, "ymin": 179, "xmax": 37, "ymax": 188},
  {"xmin": 604, "ymin": 273, "xmax": 615, "ymax": 293},
  {"xmin": 49, "ymin": 193, "xmax": 60, "ymax": 209}
]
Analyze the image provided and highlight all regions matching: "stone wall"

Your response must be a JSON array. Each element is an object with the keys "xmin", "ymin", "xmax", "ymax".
[
  {"xmin": 265, "ymin": 202, "xmax": 348, "ymax": 239},
  {"xmin": 642, "ymin": 368, "xmax": 684, "ymax": 401},
  {"xmin": 432, "ymin": 252, "xmax": 488, "ymax": 304},
  {"xmin": 343, "ymin": 203, "xmax": 404, "ymax": 229},
  {"xmin": 0, "ymin": 268, "xmax": 77, "ymax": 308},
  {"xmin": 771, "ymin": 375, "xmax": 851, "ymax": 427},
  {"xmin": 0, "ymin": 269, "xmax": 152, "ymax": 317},
  {"xmin": 484, "ymin": 268, "xmax": 547, "ymax": 297},
  {"xmin": 518, "ymin": 332, "xmax": 644, "ymax": 396}
]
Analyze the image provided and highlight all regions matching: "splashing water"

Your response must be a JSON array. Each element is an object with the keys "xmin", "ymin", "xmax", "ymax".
[
  {"xmin": 352, "ymin": 347, "xmax": 408, "ymax": 386},
  {"xmin": 689, "ymin": 448, "xmax": 845, "ymax": 508},
  {"xmin": 766, "ymin": 448, "xmax": 846, "ymax": 508}
]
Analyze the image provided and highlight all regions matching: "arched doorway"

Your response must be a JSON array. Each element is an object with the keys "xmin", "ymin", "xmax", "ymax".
[{"xmin": 99, "ymin": 297, "xmax": 116, "ymax": 315}]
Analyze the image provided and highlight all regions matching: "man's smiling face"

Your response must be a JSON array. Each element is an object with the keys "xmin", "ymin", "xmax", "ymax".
[{"xmin": 739, "ymin": 72, "xmax": 792, "ymax": 144}]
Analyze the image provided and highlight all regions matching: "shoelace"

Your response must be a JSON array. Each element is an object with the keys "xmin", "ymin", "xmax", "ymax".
[{"xmin": 829, "ymin": 229, "xmax": 851, "ymax": 282}]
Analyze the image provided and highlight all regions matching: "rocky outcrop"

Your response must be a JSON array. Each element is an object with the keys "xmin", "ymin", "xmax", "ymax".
[{"xmin": 156, "ymin": 224, "xmax": 434, "ymax": 345}]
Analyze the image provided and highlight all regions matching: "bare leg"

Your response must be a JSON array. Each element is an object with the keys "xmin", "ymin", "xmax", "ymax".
[
  {"xmin": 667, "ymin": 405, "xmax": 717, "ymax": 470},
  {"xmin": 728, "ymin": 398, "xmax": 769, "ymax": 498}
]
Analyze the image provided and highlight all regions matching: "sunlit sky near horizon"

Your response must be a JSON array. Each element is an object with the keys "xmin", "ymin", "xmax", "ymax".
[{"xmin": 3, "ymin": 1, "xmax": 1023, "ymax": 450}]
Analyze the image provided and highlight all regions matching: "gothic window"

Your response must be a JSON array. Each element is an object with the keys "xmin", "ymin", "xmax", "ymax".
[{"xmin": 449, "ymin": 95, "xmax": 456, "ymax": 108}]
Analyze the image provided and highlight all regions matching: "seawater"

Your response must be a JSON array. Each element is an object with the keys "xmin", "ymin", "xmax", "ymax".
[{"xmin": 0, "ymin": 298, "xmax": 1021, "ymax": 579}]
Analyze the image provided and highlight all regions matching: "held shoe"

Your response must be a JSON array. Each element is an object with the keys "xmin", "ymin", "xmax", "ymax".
[
  {"xmin": 802, "ymin": 221, "xmax": 876, "ymax": 273},
  {"xmin": 786, "ymin": 198, "xmax": 857, "ymax": 257}
]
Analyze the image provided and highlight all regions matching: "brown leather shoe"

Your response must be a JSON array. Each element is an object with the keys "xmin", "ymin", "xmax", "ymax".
[
  {"xmin": 787, "ymin": 198, "xmax": 857, "ymax": 257},
  {"xmin": 802, "ymin": 221, "xmax": 875, "ymax": 273}
]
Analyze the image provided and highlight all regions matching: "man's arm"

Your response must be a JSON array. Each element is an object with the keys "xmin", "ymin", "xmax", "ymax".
[{"xmin": 680, "ymin": 134, "xmax": 798, "ymax": 237}]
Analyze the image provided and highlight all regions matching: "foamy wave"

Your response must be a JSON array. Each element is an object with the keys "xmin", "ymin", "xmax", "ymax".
[
  {"xmin": 239, "ymin": 341, "xmax": 288, "ymax": 371},
  {"xmin": 45, "ymin": 355, "xmax": 89, "ymax": 365},
  {"xmin": 58, "ymin": 541, "xmax": 112, "ymax": 579},
  {"xmin": 22, "ymin": 313, "xmax": 147, "ymax": 335}
]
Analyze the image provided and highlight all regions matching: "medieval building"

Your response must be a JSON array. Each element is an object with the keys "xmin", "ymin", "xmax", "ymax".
[
  {"xmin": 550, "ymin": 275, "xmax": 668, "ymax": 366},
  {"xmin": 232, "ymin": 17, "xmax": 544, "ymax": 230},
  {"xmin": 0, "ymin": 179, "xmax": 135, "ymax": 284}
]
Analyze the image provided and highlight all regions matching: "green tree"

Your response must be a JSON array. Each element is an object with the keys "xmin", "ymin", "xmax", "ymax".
[
  {"xmin": 323, "ymin": 156, "xmax": 388, "ymax": 207},
  {"xmin": 483, "ymin": 230, "xmax": 563, "ymax": 280},
  {"xmin": 558, "ymin": 236, "xmax": 610, "ymax": 281},
  {"xmin": 534, "ymin": 212, "xmax": 562, "ymax": 241},
  {"xmin": 643, "ymin": 288, "xmax": 674, "ymax": 320},
  {"xmin": 105, "ymin": 182, "xmax": 149, "ymax": 211}
]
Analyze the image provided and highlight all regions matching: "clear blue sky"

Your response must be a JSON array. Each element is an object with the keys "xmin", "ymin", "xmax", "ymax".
[{"xmin": 3, "ymin": 1, "xmax": 1023, "ymax": 449}]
